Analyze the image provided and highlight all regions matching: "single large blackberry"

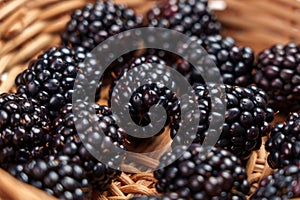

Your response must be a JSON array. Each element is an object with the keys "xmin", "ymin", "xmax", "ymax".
[
  {"xmin": 7, "ymin": 155, "xmax": 90, "ymax": 200},
  {"xmin": 61, "ymin": 1, "xmax": 143, "ymax": 51},
  {"xmin": 0, "ymin": 93, "xmax": 50, "ymax": 166},
  {"xmin": 191, "ymin": 84, "xmax": 274, "ymax": 160},
  {"xmin": 51, "ymin": 102, "xmax": 123, "ymax": 190},
  {"xmin": 15, "ymin": 46, "xmax": 100, "ymax": 119},
  {"xmin": 172, "ymin": 35, "xmax": 255, "ymax": 86},
  {"xmin": 250, "ymin": 164, "xmax": 300, "ymax": 200},
  {"xmin": 254, "ymin": 43, "xmax": 300, "ymax": 110},
  {"xmin": 265, "ymin": 111, "xmax": 300, "ymax": 169},
  {"xmin": 154, "ymin": 144, "xmax": 250, "ymax": 200},
  {"xmin": 109, "ymin": 55, "xmax": 181, "ymax": 139},
  {"xmin": 147, "ymin": 0, "xmax": 221, "ymax": 38}
]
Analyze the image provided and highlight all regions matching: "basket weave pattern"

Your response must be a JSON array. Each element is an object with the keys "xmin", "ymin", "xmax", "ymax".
[{"xmin": 0, "ymin": 0, "xmax": 299, "ymax": 199}]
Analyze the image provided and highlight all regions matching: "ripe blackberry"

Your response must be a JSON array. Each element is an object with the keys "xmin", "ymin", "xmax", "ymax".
[
  {"xmin": 147, "ymin": 0, "xmax": 221, "ymax": 38},
  {"xmin": 15, "ymin": 46, "xmax": 100, "ymax": 119},
  {"xmin": 254, "ymin": 43, "xmax": 300, "ymax": 110},
  {"xmin": 0, "ymin": 93, "xmax": 50, "ymax": 166},
  {"xmin": 154, "ymin": 144, "xmax": 250, "ymax": 200},
  {"xmin": 61, "ymin": 1, "xmax": 143, "ymax": 51},
  {"xmin": 265, "ymin": 111, "xmax": 300, "ymax": 169},
  {"xmin": 109, "ymin": 56, "xmax": 181, "ymax": 139},
  {"xmin": 173, "ymin": 35, "xmax": 255, "ymax": 86},
  {"xmin": 191, "ymin": 84, "xmax": 274, "ymax": 160},
  {"xmin": 52, "ymin": 102, "xmax": 123, "ymax": 190},
  {"xmin": 7, "ymin": 155, "xmax": 90, "ymax": 200},
  {"xmin": 250, "ymin": 164, "xmax": 300, "ymax": 199}
]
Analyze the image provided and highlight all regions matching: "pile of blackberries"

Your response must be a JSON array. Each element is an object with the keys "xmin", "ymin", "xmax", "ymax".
[{"xmin": 1, "ymin": 0, "xmax": 300, "ymax": 199}]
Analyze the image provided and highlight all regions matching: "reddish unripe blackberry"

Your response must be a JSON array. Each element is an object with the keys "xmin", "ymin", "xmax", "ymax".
[
  {"xmin": 250, "ymin": 164, "xmax": 300, "ymax": 200},
  {"xmin": 154, "ymin": 144, "xmax": 250, "ymax": 200},
  {"xmin": 15, "ymin": 46, "xmax": 100, "ymax": 119},
  {"xmin": 61, "ymin": 1, "xmax": 143, "ymax": 51},
  {"xmin": 147, "ymin": 0, "xmax": 221, "ymax": 38},
  {"xmin": 0, "ymin": 93, "xmax": 51, "ymax": 166},
  {"xmin": 51, "ymin": 102, "xmax": 123, "ymax": 190},
  {"xmin": 173, "ymin": 35, "xmax": 255, "ymax": 86},
  {"xmin": 7, "ymin": 155, "xmax": 90, "ymax": 200},
  {"xmin": 265, "ymin": 111, "xmax": 300, "ymax": 169},
  {"xmin": 192, "ymin": 84, "xmax": 274, "ymax": 160},
  {"xmin": 254, "ymin": 43, "xmax": 300, "ymax": 110}
]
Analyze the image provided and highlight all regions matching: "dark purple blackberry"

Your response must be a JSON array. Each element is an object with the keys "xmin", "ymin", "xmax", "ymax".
[
  {"xmin": 7, "ymin": 155, "xmax": 90, "ymax": 200},
  {"xmin": 109, "ymin": 55, "xmax": 181, "ymax": 139},
  {"xmin": 61, "ymin": 1, "xmax": 143, "ymax": 51},
  {"xmin": 128, "ymin": 83, "xmax": 180, "ymax": 137},
  {"xmin": 0, "ymin": 93, "xmax": 50, "ymax": 166},
  {"xmin": 154, "ymin": 144, "xmax": 250, "ymax": 200},
  {"xmin": 191, "ymin": 84, "xmax": 274, "ymax": 160},
  {"xmin": 15, "ymin": 46, "xmax": 100, "ymax": 119},
  {"xmin": 250, "ymin": 164, "xmax": 300, "ymax": 200},
  {"xmin": 51, "ymin": 102, "xmax": 123, "ymax": 190},
  {"xmin": 254, "ymin": 43, "xmax": 300, "ymax": 110},
  {"xmin": 147, "ymin": 0, "xmax": 221, "ymax": 38},
  {"xmin": 265, "ymin": 111, "xmax": 300, "ymax": 169},
  {"xmin": 173, "ymin": 35, "xmax": 255, "ymax": 86}
]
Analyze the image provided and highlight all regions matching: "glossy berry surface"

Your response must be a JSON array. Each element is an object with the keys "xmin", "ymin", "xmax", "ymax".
[
  {"xmin": 173, "ymin": 35, "xmax": 255, "ymax": 86},
  {"xmin": 15, "ymin": 46, "xmax": 100, "ymax": 119},
  {"xmin": 147, "ymin": 0, "xmax": 221, "ymax": 38},
  {"xmin": 254, "ymin": 43, "xmax": 300, "ymax": 110},
  {"xmin": 7, "ymin": 155, "xmax": 90, "ymax": 200},
  {"xmin": 192, "ymin": 84, "xmax": 274, "ymax": 160},
  {"xmin": 265, "ymin": 111, "xmax": 300, "ymax": 169},
  {"xmin": 250, "ymin": 164, "xmax": 300, "ymax": 200},
  {"xmin": 0, "ymin": 93, "xmax": 50, "ymax": 165},
  {"xmin": 51, "ymin": 102, "xmax": 123, "ymax": 190},
  {"xmin": 62, "ymin": 1, "xmax": 143, "ymax": 51},
  {"xmin": 154, "ymin": 144, "xmax": 250, "ymax": 200}
]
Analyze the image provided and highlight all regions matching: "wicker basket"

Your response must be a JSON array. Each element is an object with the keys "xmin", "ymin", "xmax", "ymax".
[{"xmin": 0, "ymin": 0, "xmax": 299, "ymax": 199}]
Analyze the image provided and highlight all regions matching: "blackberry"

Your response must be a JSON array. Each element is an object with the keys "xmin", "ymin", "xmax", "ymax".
[
  {"xmin": 0, "ymin": 93, "xmax": 50, "ymax": 166},
  {"xmin": 265, "ymin": 111, "xmax": 300, "ymax": 169},
  {"xmin": 52, "ymin": 102, "xmax": 123, "ymax": 190},
  {"xmin": 250, "ymin": 164, "xmax": 300, "ymax": 200},
  {"xmin": 173, "ymin": 35, "xmax": 255, "ymax": 86},
  {"xmin": 109, "ymin": 56, "xmax": 181, "ymax": 139},
  {"xmin": 254, "ymin": 43, "xmax": 300, "ymax": 110},
  {"xmin": 61, "ymin": 1, "xmax": 143, "ymax": 51},
  {"xmin": 147, "ymin": 0, "xmax": 221, "ymax": 38},
  {"xmin": 15, "ymin": 46, "xmax": 100, "ymax": 119},
  {"xmin": 154, "ymin": 144, "xmax": 250, "ymax": 200},
  {"xmin": 7, "ymin": 155, "xmax": 90, "ymax": 200},
  {"xmin": 191, "ymin": 84, "xmax": 274, "ymax": 160}
]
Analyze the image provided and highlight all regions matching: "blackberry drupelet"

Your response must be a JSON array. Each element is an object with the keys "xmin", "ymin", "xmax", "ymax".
[
  {"xmin": 7, "ymin": 155, "xmax": 90, "ymax": 200},
  {"xmin": 254, "ymin": 43, "xmax": 300, "ymax": 110},
  {"xmin": 192, "ymin": 84, "xmax": 274, "ymax": 160},
  {"xmin": 0, "ymin": 93, "xmax": 50, "ymax": 166},
  {"xmin": 61, "ymin": 1, "xmax": 143, "ymax": 51},
  {"xmin": 154, "ymin": 144, "xmax": 250, "ymax": 200},
  {"xmin": 52, "ymin": 102, "xmax": 123, "ymax": 190},
  {"xmin": 15, "ymin": 46, "xmax": 100, "ymax": 119},
  {"xmin": 250, "ymin": 164, "xmax": 300, "ymax": 200},
  {"xmin": 265, "ymin": 111, "xmax": 300, "ymax": 169},
  {"xmin": 147, "ymin": 0, "xmax": 221, "ymax": 38},
  {"xmin": 173, "ymin": 34, "xmax": 255, "ymax": 86}
]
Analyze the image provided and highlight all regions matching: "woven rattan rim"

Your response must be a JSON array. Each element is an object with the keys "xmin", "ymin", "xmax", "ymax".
[{"xmin": 0, "ymin": 0, "xmax": 300, "ymax": 199}]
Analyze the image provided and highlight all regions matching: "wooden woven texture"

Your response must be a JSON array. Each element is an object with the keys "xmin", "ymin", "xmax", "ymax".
[{"xmin": 0, "ymin": 0, "xmax": 299, "ymax": 199}]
